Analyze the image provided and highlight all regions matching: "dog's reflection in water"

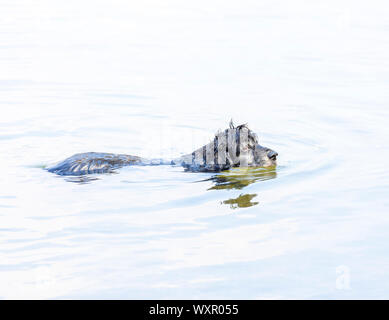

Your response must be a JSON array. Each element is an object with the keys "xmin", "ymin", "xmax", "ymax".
[
  {"xmin": 222, "ymin": 193, "xmax": 259, "ymax": 209},
  {"xmin": 63, "ymin": 175, "xmax": 101, "ymax": 184},
  {"xmin": 62, "ymin": 167, "xmax": 277, "ymax": 209},
  {"xmin": 203, "ymin": 167, "xmax": 277, "ymax": 209}
]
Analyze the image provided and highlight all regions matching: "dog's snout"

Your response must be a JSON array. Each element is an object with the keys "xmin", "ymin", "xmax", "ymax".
[{"xmin": 267, "ymin": 150, "xmax": 278, "ymax": 160}]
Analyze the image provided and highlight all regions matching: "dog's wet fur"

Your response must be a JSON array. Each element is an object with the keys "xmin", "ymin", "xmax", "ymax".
[{"xmin": 47, "ymin": 121, "xmax": 277, "ymax": 176}]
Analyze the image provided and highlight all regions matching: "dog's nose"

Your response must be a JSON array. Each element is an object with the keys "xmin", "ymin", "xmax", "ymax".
[{"xmin": 267, "ymin": 150, "xmax": 278, "ymax": 160}]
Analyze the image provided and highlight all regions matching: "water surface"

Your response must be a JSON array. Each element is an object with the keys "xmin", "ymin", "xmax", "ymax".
[{"xmin": 0, "ymin": 0, "xmax": 389, "ymax": 299}]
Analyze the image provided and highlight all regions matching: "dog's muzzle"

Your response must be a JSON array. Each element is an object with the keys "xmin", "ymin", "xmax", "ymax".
[{"xmin": 267, "ymin": 150, "xmax": 278, "ymax": 161}]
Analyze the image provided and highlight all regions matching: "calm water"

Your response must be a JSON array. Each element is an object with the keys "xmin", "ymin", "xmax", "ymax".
[{"xmin": 1, "ymin": 0, "xmax": 389, "ymax": 299}]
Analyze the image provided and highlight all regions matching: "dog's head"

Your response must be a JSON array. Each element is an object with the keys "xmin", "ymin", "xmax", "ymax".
[
  {"xmin": 225, "ymin": 122, "xmax": 277, "ymax": 168},
  {"xmin": 180, "ymin": 121, "xmax": 278, "ymax": 171}
]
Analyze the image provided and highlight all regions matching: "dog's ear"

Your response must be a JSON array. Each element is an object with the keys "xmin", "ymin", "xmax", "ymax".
[
  {"xmin": 229, "ymin": 119, "xmax": 235, "ymax": 129},
  {"xmin": 236, "ymin": 123, "xmax": 248, "ymax": 130}
]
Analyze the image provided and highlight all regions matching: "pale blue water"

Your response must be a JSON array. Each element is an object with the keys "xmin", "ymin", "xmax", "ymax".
[{"xmin": 0, "ymin": 0, "xmax": 389, "ymax": 299}]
